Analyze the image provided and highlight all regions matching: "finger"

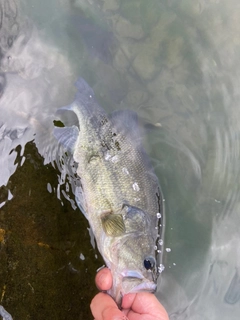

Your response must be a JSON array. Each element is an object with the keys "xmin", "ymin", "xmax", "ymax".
[
  {"xmin": 95, "ymin": 268, "xmax": 113, "ymax": 291},
  {"xmin": 122, "ymin": 293, "xmax": 169, "ymax": 320},
  {"xmin": 91, "ymin": 292, "xmax": 127, "ymax": 320}
]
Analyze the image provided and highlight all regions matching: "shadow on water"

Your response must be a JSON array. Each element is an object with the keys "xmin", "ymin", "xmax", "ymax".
[{"xmin": 0, "ymin": 142, "xmax": 103, "ymax": 319}]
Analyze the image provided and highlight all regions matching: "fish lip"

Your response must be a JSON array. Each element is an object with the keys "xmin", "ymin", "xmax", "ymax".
[
  {"xmin": 121, "ymin": 270, "xmax": 144, "ymax": 279},
  {"xmin": 121, "ymin": 270, "xmax": 157, "ymax": 294},
  {"xmin": 129, "ymin": 281, "xmax": 157, "ymax": 293},
  {"xmin": 109, "ymin": 275, "xmax": 157, "ymax": 306}
]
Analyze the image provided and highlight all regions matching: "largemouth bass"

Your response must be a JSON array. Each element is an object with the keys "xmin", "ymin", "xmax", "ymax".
[{"xmin": 54, "ymin": 78, "xmax": 164, "ymax": 305}]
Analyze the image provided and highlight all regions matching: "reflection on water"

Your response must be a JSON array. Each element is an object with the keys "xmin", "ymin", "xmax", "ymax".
[{"xmin": 0, "ymin": 0, "xmax": 240, "ymax": 319}]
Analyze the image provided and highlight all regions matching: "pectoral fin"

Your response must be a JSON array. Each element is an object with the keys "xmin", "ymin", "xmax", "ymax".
[{"xmin": 101, "ymin": 213, "xmax": 125, "ymax": 237}]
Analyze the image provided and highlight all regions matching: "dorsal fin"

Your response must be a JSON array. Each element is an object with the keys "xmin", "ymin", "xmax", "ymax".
[{"xmin": 109, "ymin": 110, "xmax": 142, "ymax": 145}]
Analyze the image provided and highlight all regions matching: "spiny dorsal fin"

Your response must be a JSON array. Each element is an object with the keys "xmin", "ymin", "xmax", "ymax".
[
  {"xmin": 101, "ymin": 213, "xmax": 125, "ymax": 237},
  {"xmin": 109, "ymin": 110, "xmax": 142, "ymax": 144}
]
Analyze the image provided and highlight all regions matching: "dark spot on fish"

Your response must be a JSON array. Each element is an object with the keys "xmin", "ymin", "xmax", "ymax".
[
  {"xmin": 101, "ymin": 140, "xmax": 110, "ymax": 151},
  {"xmin": 114, "ymin": 140, "xmax": 121, "ymax": 151},
  {"xmin": 101, "ymin": 117, "xmax": 108, "ymax": 126},
  {"xmin": 110, "ymin": 131, "xmax": 121, "ymax": 151}
]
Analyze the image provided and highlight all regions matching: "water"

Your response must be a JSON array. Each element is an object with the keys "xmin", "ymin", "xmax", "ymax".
[{"xmin": 0, "ymin": 0, "xmax": 240, "ymax": 319}]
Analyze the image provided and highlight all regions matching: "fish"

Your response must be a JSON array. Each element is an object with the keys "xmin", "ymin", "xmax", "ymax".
[{"xmin": 53, "ymin": 77, "xmax": 165, "ymax": 305}]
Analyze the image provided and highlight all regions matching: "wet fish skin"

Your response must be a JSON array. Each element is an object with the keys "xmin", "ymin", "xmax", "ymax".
[{"xmin": 54, "ymin": 78, "xmax": 164, "ymax": 305}]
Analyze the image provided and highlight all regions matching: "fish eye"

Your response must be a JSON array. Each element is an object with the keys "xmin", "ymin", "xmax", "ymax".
[{"xmin": 143, "ymin": 256, "xmax": 155, "ymax": 271}]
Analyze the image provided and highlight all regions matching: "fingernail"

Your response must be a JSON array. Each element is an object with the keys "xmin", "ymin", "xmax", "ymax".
[{"xmin": 96, "ymin": 264, "xmax": 106, "ymax": 273}]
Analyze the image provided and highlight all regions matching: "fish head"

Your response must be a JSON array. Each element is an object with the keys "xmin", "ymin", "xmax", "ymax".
[
  {"xmin": 108, "ymin": 233, "xmax": 158, "ymax": 305},
  {"xmin": 103, "ymin": 206, "xmax": 159, "ymax": 306}
]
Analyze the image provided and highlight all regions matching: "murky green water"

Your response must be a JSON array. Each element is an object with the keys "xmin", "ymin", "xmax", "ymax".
[{"xmin": 0, "ymin": 0, "xmax": 240, "ymax": 319}]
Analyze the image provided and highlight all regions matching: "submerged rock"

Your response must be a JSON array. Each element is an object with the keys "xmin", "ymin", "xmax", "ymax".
[
  {"xmin": 125, "ymin": 89, "xmax": 149, "ymax": 108},
  {"xmin": 132, "ymin": 40, "xmax": 161, "ymax": 81},
  {"xmin": 113, "ymin": 14, "xmax": 145, "ymax": 40},
  {"xmin": 102, "ymin": 0, "xmax": 119, "ymax": 11}
]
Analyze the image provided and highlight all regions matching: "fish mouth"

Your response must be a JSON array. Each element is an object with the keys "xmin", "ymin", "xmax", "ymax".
[
  {"xmin": 122, "ymin": 270, "xmax": 157, "ymax": 293},
  {"xmin": 124, "ymin": 279, "xmax": 157, "ymax": 293},
  {"xmin": 109, "ymin": 270, "xmax": 157, "ymax": 306}
]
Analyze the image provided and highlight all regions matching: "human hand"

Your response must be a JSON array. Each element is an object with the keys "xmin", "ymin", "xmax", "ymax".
[{"xmin": 90, "ymin": 267, "xmax": 169, "ymax": 320}]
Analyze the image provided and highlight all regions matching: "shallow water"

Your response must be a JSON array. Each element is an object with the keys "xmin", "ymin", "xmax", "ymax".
[{"xmin": 0, "ymin": 0, "xmax": 240, "ymax": 319}]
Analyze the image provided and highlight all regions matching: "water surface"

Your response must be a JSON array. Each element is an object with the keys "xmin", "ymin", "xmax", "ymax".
[{"xmin": 0, "ymin": 0, "xmax": 240, "ymax": 319}]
